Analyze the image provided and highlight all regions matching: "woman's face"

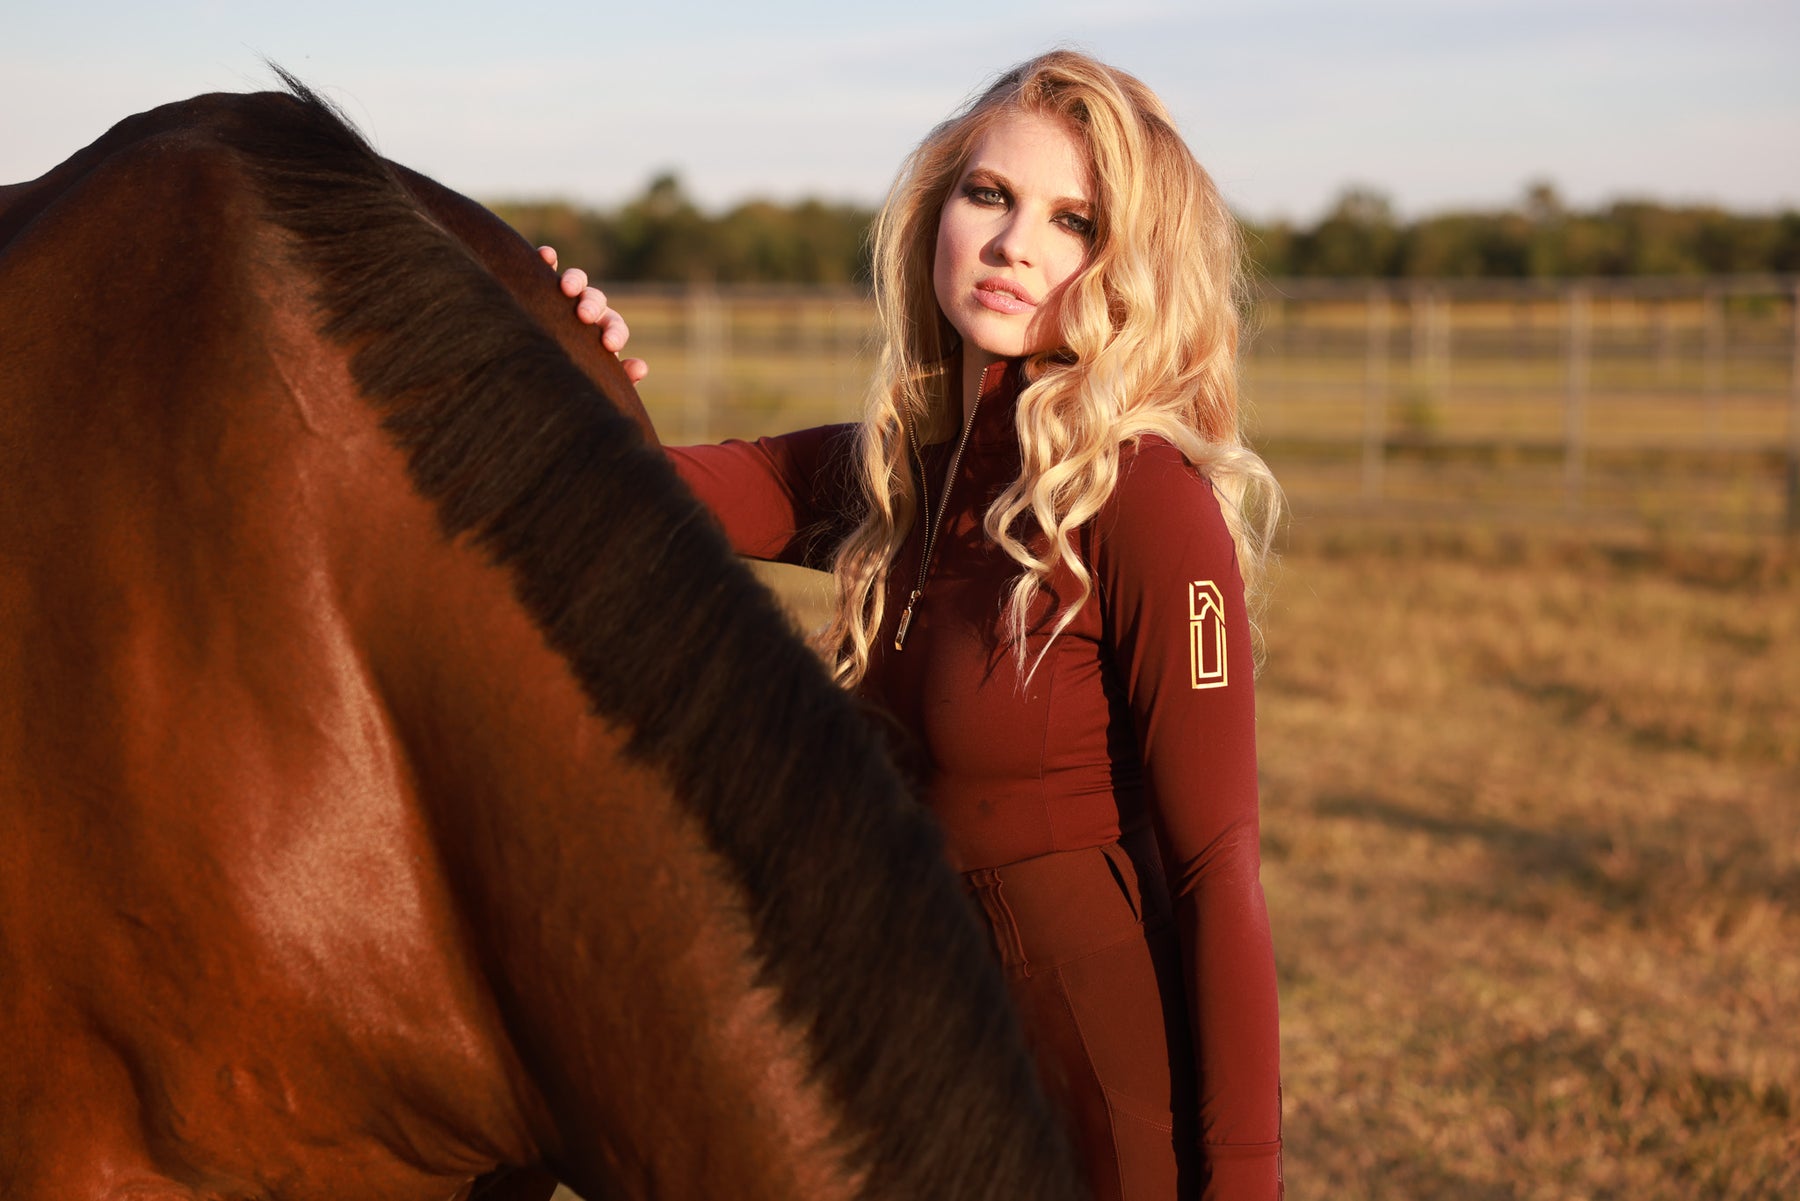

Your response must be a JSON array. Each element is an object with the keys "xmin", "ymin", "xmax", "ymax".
[{"xmin": 933, "ymin": 111, "xmax": 1095, "ymax": 373}]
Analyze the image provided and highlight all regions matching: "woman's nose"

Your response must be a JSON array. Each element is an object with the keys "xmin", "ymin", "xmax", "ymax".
[{"xmin": 989, "ymin": 217, "xmax": 1034, "ymax": 267}]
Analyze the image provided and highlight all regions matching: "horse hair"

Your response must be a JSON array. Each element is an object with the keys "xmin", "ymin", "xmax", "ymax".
[{"xmin": 212, "ymin": 73, "xmax": 1074, "ymax": 1200}]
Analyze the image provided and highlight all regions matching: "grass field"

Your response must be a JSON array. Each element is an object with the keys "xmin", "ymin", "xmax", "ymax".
[
  {"xmin": 1256, "ymin": 528, "xmax": 1798, "ymax": 1199},
  {"xmin": 551, "ymin": 534, "xmax": 1800, "ymax": 1201},
  {"xmin": 606, "ymin": 286, "xmax": 1799, "ymax": 1196},
  {"xmin": 734, "ymin": 532, "xmax": 1799, "ymax": 1201}
]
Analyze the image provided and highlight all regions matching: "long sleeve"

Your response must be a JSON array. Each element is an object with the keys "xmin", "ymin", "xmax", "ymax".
[
  {"xmin": 665, "ymin": 425, "xmax": 858, "ymax": 567},
  {"xmin": 1094, "ymin": 441, "xmax": 1282, "ymax": 1198}
]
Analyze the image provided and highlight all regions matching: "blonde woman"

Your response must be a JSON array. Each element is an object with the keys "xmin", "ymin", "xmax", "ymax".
[{"xmin": 554, "ymin": 50, "xmax": 1283, "ymax": 1200}]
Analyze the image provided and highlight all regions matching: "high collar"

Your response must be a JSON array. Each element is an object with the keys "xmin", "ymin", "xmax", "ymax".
[{"xmin": 967, "ymin": 358, "xmax": 1023, "ymax": 452}]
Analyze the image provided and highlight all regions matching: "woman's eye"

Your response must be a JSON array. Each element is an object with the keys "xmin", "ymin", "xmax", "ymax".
[
  {"xmin": 1060, "ymin": 213, "xmax": 1095, "ymax": 239},
  {"xmin": 967, "ymin": 186, "xmax": 1005, "ymax": 206}
]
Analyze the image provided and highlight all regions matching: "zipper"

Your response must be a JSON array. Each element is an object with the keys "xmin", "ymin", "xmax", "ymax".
[{"xmin": 893, "ymin": 388, "xmax": 984, "ymax": 651}]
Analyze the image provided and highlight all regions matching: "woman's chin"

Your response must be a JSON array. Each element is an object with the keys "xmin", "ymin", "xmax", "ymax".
[{"xmin": 954, "ymin": 321, "xmax": 1042, "ymax": 365}]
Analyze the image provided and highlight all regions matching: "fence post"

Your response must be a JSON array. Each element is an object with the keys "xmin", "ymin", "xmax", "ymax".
[
  {"xmin": 1363, "ymin": 285, "xmax": 1389, "ymax": 501},
  {"xmin": 684, "ymin": 283, "xmax": 725, "ymax": 441},
  {"xmin": 1431, "ymin": 286, "xmax": 1452, "ymax": 404},
  {"xmin": 1654, "ymin": 297, "xmax": 1675, "ymax": 384},
  {"xmin": 835, "ymin": 298, "xmax": 869, "ymax": 423},
  {"xmin": 1409, "ymin": 282, "xmax": 1427, "ymax": 397},
  {"xmin": 1703, "ymin": 284, "xmax": 1725, "ymax": 442},
  {"xmin": 1565, "ymin": 284, "xmax": 1590, "ymax": 512},
  {"xmin": 1788, "ymin": 281, "xmax": 1800, "ymax": 535}
]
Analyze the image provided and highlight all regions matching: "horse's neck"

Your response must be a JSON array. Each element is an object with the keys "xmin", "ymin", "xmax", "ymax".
[
  {"xmin": 343, "ymin": 481, "xmax": 856, "ymax": 1200},
  {"xmin": 239, "ymin": 148, "xmax": 853, "ymax": 1196},
  {"xmin": 393, "ymin": 165, "xmax": 659, "ymax": 445}
]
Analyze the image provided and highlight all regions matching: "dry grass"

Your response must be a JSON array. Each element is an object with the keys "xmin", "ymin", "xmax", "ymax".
[
  {"xmin": 749, "ymin": 531, "xmax": 1800, "ymax": 1198},
  {"xmin": 1258, "ymin": 528, "xmax": 1800, "ymax": 1199},
  {"xmin": 551, "ymin": 533, "xmax": 1797, "ymax": 1201},
  {"xmin": 614, "ymin": 285, "xmax": 1798, "ymax": 1190}
]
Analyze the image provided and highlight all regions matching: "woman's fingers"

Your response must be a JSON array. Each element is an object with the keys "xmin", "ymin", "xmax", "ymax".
[
  {"xmin": 573, "ymin": 286, "xmax": 610, "ymax": 327},
  {"xmin": 537, "ymin": 246, "xmax": 641, "ymax": 374},
  {"xmin": 593, "ymin": 305, "xmax": 629, "ymax": 352}
]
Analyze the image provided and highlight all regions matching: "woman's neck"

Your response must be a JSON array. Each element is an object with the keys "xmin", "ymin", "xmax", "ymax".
[
  {"xmin": 916, "ymin": 350, "xmax": 1010, "ymax": 445},
  {"xmin": 958, "ymin": 349, "xmax": 1002, "ymax": 431}
]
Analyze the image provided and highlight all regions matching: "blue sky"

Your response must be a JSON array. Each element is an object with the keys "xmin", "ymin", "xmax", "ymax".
[{"xmin": 5, "ymin": 0, "xmax": 1796, "ymax": 222}]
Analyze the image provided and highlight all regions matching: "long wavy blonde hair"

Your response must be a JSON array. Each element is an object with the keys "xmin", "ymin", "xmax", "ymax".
[{"xmin": 822, "ymin": 50, "xmax": 1281, "ymax": 687}]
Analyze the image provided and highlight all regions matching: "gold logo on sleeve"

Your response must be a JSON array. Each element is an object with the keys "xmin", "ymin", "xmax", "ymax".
[{"xmin": 1188, "ymin": 581, "xmax": 1228, "ymax": 689}]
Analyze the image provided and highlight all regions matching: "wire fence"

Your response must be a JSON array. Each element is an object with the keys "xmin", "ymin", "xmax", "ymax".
[{"xmin": 614, "ymin": 275, "xmax": 1800, "ymax": 539}]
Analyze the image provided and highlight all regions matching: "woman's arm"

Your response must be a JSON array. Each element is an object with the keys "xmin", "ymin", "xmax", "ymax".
[
  {"xmin": 1096, "ymin": 440, "xmax": 1282, "ymax": 1199},
  {"xmin": 666, "ymin": 428, "xmax": 859, "ymax": 568},
  {"xmin": 536, "ymin": 248, "xmax": 858, "ymax": 566}
]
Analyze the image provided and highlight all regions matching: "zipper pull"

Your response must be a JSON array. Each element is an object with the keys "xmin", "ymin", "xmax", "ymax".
[{"xmin": 894, "ymin": 589, "xmax": 923, "ymax": 650}]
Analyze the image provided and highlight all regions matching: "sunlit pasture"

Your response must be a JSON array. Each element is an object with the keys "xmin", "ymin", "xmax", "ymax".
[{"xmin": 611, "ymin": 284, "xmax": 1800, "ymax": 1200}]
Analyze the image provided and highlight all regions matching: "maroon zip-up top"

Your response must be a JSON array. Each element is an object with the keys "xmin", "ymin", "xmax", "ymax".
[{"xmin": 669, "ymin": 360, "xmax": 1281, "ymax": 1196}]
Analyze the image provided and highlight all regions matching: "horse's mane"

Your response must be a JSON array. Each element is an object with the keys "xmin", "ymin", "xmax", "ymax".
[{"xmin": 213, "ymin": 74, "xmax": 1069, "ymax": 1198}]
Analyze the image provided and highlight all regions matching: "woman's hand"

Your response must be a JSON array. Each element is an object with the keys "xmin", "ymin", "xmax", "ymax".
[{"xmin": 538, "ymin": 245, "xmax": 649, "ymax": 384}]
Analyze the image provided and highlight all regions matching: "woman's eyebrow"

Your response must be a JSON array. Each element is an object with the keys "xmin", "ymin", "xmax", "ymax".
[
  {"xmin": 964, "ymin": 165, "xmax": 1091, "ymax": 212},
  {"xmin": 963, "ymin": 165, "xmax": 1011, "ymax": 191}
]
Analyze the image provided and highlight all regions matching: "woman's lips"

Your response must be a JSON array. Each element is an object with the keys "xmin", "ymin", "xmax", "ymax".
[{"xmin": 974, "ymin": 277, "xmax": 1037, "ymax": 314}]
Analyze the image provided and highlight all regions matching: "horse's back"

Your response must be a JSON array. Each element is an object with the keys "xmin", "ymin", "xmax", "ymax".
[{"xmin": 0, "ymin": 90, "xmax": 397, "ymax": 888}]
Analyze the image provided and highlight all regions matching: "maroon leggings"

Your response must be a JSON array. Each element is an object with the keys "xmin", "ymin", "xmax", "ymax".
[{"xmin": 965, "ymin": 834, "xmax": 1198, "ymax": 1201}]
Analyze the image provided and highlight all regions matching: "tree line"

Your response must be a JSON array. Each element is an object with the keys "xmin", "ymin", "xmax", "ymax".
[
  {"xmin": 493, "ymin": 174, "xmax": 873, "ymax": 287},
  {"xmin": 491, "ymin": 177, "xmax": 1800, "ymax": 286}
]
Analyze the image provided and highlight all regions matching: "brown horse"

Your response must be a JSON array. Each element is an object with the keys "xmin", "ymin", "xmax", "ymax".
[{"xmin": 0, "ymin": 79, "xmax": 1080, "ymax": 1201}]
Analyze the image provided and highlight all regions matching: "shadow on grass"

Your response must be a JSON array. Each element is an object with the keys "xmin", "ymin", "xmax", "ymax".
[
  {"xmin": 1481, "ymin": 1027, "xmax": 1796, "ymax": 1195},
  {"xmin": 1492, "ymin": 668, "xmax": 1788, "ymax": 764},
  {"xmin": 1292, "ymin": 1107, "xmax": 1525, "ymax": 1201},
  {"xmin": 1311, "ymin": 792, "xmax": 1800, "ymax": 918}
]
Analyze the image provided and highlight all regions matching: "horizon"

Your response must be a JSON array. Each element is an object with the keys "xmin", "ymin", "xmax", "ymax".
[{"xmin": 486, "ymin": 172, "xmax": 1800, "ymax": 225}]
